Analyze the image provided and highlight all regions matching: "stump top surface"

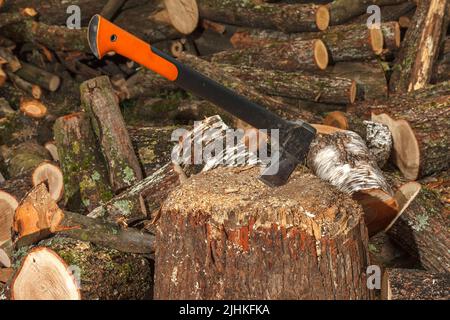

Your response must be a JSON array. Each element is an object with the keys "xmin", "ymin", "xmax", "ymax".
[{"xmin": 163, "ymin": 166, "xmax": 364, "ymax": 237}]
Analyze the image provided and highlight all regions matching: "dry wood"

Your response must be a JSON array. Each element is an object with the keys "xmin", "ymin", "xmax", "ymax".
[
  {"xmin": 211, "ymin": 39, "xmax": 329, "ymax": 71},
  {"xmin": 380, "ymin": 21, "xmax": 401, "ymax": 51},
  {"xmin": 19, "ymin": 99, "xmax": 47, "ymax": 118},
  {"xmin": 152, "ymin": 0, "xmax": 199, "ymax": 35},
  {"xmin": 0, "ymin": 191, "xmax": 18, "ymax": 254},
  {"xmin": 15, "ymin": 62, "xmax": 60, "ymax": 92},
  {"xmin": 306, "ymin": 131, "xmax": 397, "ymax": 236},
  {"xmin": 382, "ymin": 268, "xmax": 450, "ymax": 300},
  {"xmin": 1, "ymin": 141, "xmax": 51, "ymax": 178},
  {"xmin": 32, "ymin": 162, "xmax": 64, "ymax": 202},
  {"xmin": 389, "ymin": 0, "xmax": 448, "ymax": 92},
  {"xmin": 5, "ymin": 71, "xmax": 42, "ymax": 100},
  {"xmin": 385, "ymin": 171, "xmax": 450, "ymax": 273},
  {"xmin": 53, "ymin": 113, "xmax": 113, "ymax": 212},
  {"xmin": 81, "ymin": 76, "xmax": 143, "ymax": 193},
  {"xmin": 196, "ymin": 0, "xmax": 330, "ymax": 32},
  {"xmin": 155, "ymin": 166, "xmax": 372, "ymax": 299},
  {"xmin": 0, "ymin": 47, "xmax": 21, "ymax": 72}
]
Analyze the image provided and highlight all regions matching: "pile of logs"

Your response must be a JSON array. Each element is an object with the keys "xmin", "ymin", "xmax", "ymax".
[{"xmin": 0, "ymin": 0, "xmax": 449, "ymax": 300}]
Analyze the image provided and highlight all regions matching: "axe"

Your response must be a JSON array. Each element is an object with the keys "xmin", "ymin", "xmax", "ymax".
[{"xmin": 87, "ymin": 15, "xmax": 316, "ymax": 187}]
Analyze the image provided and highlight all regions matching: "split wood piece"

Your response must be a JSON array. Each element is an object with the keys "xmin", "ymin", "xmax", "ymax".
[
  {"xmin": 323, "ymin": 111, "xmax": 393, "ymax": 168},
  {"xmin": 151, "ymin": 0, "xmax": 199, "ymax": 35},
  {"xmin": 10, "ymin": 247, "xmax": 81, "ymax": 300},
  {"xmin": 1, "ymin": 141, "xmax": 51, "ymax": 178},
  {"xmin": 382, "ymin": 269, "xmax": 450, "ymax": 300},
  {"xmin": 5, "ymin": 71, "xmax": 42, "ymax": 100},
  {"xmin": 14, "ymin": 62, "xmax": 60, "ymax": 92},
  {"xmin": 0, "ymin": 112, "xmax": 54, "ymax": 146},
  {"xmin": 231, "ymin": 23, "xmax": 387, "ymax": 62},
  {"xmin": 1, "ymin": 21, "xmax": 90, "ymax": 53},
  {"xmin": 327, "ymin": 0, "xmax": 409, "ymax": 25},
  {"xmin": 12, "ymin": 237, "xmax": 153, "ymax": 300},
  {"xmin": 0, "ymin": 47, "xmax": 21, "ymax": 72},
  {"xmin": 53, "ymin": 113, "xmax": 113, "ymax": 212},
  {"xmin": 0, "ymin": 248, "xmax": 11, "ymax": 268},
  {"xmin": 385, "ymin": 171, "xmax": 449, "ymax": 273},
  {"xmin": 100, "ymin": 0, "xmax": 127, "ymax": 20},
  {"xmin": 177, "ymin": 54, "xmax": 318, "ymax": 123},
  {"xmin": 306, "ymin": 131, "xmax": 397, "ymax": 236},
  {"xmin": 389, "ymin": 0, "xmax": 448, "ymax": 93},
  {"xmin": 196, "ymin": 0, "xmax": 330, "ymax": 32},
  {"xmin": 218, "ymin": 64, "xmax": 356, "ymax": 104},
  {"xmin": 0, "ymin": 191, "xmax": 18, "ymax": 254},
  {"xmin": 359, "ymin": 95, "xmax": 450, "ymax": 180},
  {"xmin": 155, "ymin": 166, "xmax": 372, "ymax": 299},
  {"xmin": 210, "ymin": 39, "xmax": 329, "ymax": 72},
  {"xmin": 81, "ymin": 76, "xmax": 143, "ymax": 193},
  {"xmin": 19, "ymin": 99, "xmax": 47, "ymax": 118},
  {"xmin": 44, "ymin": 142, "xmax": 59, "ymax": 162}
]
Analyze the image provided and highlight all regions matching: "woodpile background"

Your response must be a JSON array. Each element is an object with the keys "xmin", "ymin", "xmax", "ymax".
[{"xmin": 0, "ymin": 0, "xmax": 449, "ymax": 300}]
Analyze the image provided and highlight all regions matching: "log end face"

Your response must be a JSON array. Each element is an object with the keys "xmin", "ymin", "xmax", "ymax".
[
  {"xmin": 323, "ymin": 111, "xmax": 349, "ymax": 130},
  {"xmin": 165, "ymin": 0, "xmax": 199, "ymax": 35},
  {"xmin": 32, "ymin": 162, "xmax": 64, "ymax": 202},
  {"xmin": 369, "ymin": 27, "xmax": 384, "ymax": 55},
  {"xmin": 313, "ymin": 39, "xmax": 329, "ymax": 70},
  {"xmin": 316, "ymin": 5, "xmax": 330, "ymax": 31}
]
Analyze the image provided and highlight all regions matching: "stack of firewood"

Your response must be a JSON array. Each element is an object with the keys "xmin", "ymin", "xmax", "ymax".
[{"xmin": 0, "ymin": 0, "xmax": 449, "ymax": 300}]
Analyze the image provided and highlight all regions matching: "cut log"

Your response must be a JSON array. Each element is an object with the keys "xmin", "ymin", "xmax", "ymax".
[
  {"xmin": 231, "ymin": 23, "xmax": 387, "ymax": 62},
  {"xmin": 0, "ymin": 47, "xmax": 21, "ymax": 72},
  {"xmin": 0, "ymin": 191, "xmax": 18, "ymax": 254},
  {"xmin": 152, "ymin": 0, "xmax": 199, "ymax": 35},
  {"xmin": 5, "ymin": 71, "xmax": 42, "ymax": 99},
  {"xmin": 211, "ymin": 39, "xmax": 329, "ymax": 71},
  {"xmin": 15, "ymin": 62, "xmax": 60, "ymax": 92},
  {"xmin": 53, "ymin": 113, "xmax": 113, "ymax": 212},
  {"xmin": 385, "ymin": 171, "xmax": 450, "ymax": 273},
  {"xmin": 306, "ymin": 130, "xmax": 397, "ymax": 236},
  {"xmin": 155, "ymin": 166, "xmax": 372, "ymax": 299},
  {"xmin": 177, "ymin": 54, "xmax": 318, "ymax": 123},
  {"xmin": 1, "ymin": 141, "xmax": 51, "ymax": 178},
  {"xmin": 19, "ymin": 99, "xmax": 47, "ymax": 118},
  {"xmin": 31, "ymin": 161, "xmax": 64, "ymax": 202},
  {"xmin": 44, "ymin": 141, "xmax": 59, "ymax": 162},
  {"xmin": 328, "ymin": 0, "xmax": 410, "ymax": 25},
  {"xmin": 81, "ymin": 76, "xmax": 143, "ymax": 193},
  {"xmin": 196, "ymin": 0, "xmax": 330, "ymax": 32},
  {"xmin": 380, "ymin": 21, "xmax": 401, "ymax": 51},
  {"xmin": 218, "ymin": 64, "xmax": 356, "ymax": 104},
  {"xmin": 389, "ymin": 0, "xmax": 448, "ymax": 92},
  {"xmin": 382, "ymin": 269, "xmax": 450, "ymax": 300},
  {"xmin": 10, "ymin": 247, "xmax": 81, "ymax": 300}
]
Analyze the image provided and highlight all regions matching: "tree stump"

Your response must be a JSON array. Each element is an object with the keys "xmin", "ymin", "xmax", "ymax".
[{"xmin": 155, "ymin": 166, "xmax": 372, "ymax": 299}]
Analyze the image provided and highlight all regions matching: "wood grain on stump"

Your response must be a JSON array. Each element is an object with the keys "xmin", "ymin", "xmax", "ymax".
[{"xmin": 155, "ymin": 167, "xmax": 372, "ymax": 299}]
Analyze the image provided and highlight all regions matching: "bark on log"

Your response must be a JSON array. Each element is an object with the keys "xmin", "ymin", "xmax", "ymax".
[
  {"xmin": 389, "ymin": 0, "xmax": 448, "ymax": 93},
  {"xmin": 384, "ymin": 171, "xmax": 450, "ymax": 273},
  {"xmin": 196, "ymin": 0, "xmax": 330, "ymax": 32},
  {"xmin": 14, "ymin": 62, "xmax": 60, "ymax": 92},
  {"xmin": 5, "ymin": 71, "xmax": 42, "ymax": 100},
  {"xmin": 1, "ymin": 141, "xmax": 51, "ymax": 178},
  {"xmin": 352, "ymin": 93, "xmax": 450, "ymax": 180},
  {"xmin": 328, "ymin": 0, "xmax": 409, "ymax": 25},
  {"xmin": 53, "ymin": 113, "xmax": 114, "ymax": 212},
  {"xmin": 382, "ymin": 268, "xmax": 450, "ymax": 300},
  {"xmin": 0, "ymin": 47, "xmax": 21, "ymax": 72},
  {"xmin": 81, "ymin": 76, "xmax": 143, "ymax": 193},
  {"xmin": 211, "ymin": 39, "xmax": 329, "ymax": 71},
  {"xmin": 155, "ymin": 166, "xmax": 372, "ymax": 299},
  {"xmin": 218, "ymin": 64, "xmax": 356, "ymax": 104},
  {"xmin": 11, "ymin": 237, "xmax": 153, "ymax": 300},
  {"xmin": 177, "ymin": 54, "xmax": 318, "ymax": 123}
]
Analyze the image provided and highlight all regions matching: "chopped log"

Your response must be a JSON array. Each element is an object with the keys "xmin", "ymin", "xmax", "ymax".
[
  {"xmin": 1, "ymin": 141, "xmax": 51, "ymax": 178},
  {"xmin": 389, "ymin": 0, "xmax": 448, "ymax": 92},
  {"xmin": 306, "ymin": 130, "xmax": 397, "ymax": 236},
  {"xmin": 382, "ymin": 269, "xmax": 450, "ymax": 300},
  {"xmin": 5, "ymin": 71, "xmax": 42, "ymax": 99},
  {"xmin": 196, "ymin": 0, "xmax": 330, "ymax": 32},
  {"xmin": 0, "ymin": 191, "xmax": 18, "ymax": 254},
  {"xmin": 385, "ymin": 171, "xmax": 449, "ymax": 273},
  {"xmin": 53, "ymin": 113, "xmax": 113, "ymax": 212},
  {"xmin": 231, "ymin": 23, "xmax": 388, "ymax": 62},
  {"xmin": 19, "ymin": 99, "xmax": 47, "ymax": 118},
  {"xmin": 32, "ymin": 162, "xmax": 64, "ymax": 202},
  {"xmin": 380, "ymin": 21, "xmax": 401, "ymax": 51},
  {"xmin": 10, "ymin": 247, "xmax": 81, "ymax": 300},
  {"xmin": 152, "ymin": 0, "xmax": 199, "ymax": 35},
  {"xmin": 100, "ymin": 0, "xmax": 127, "ymax": 20},
  {"xmin": 353, "ymin": 94, "xmax": 450, "ymax": 180},
  {"xmin": 210, "ymin": 39, "xmax": 329, "ymax": 71},
  {"xmin": 218, "ymin": 64, "xmax": 356, "ymax": 104},
  {"xmin": 44, "ymin": 141, "xmax": 59, "ymax": 162},
  {"xmin": 81, "ymin": 76, "xmax": 143, "ymax": 193},
  {"xmin": 178, "ymin": 54, "xmax": 318, "ymax": 123},
  {"xmin": 328, "ymin": 0, "xmax": 409, "ymax": 25},
  {"xmin": 155, "ymin": 166, "xmax": 372, "ymax": 299},
  {"xmin": 15, "ymin": 62, "xmax": 60, "ymax": 92},
  {"xmin": 0, "ymin": 47, "xmax": 21, "ymax": 72}
]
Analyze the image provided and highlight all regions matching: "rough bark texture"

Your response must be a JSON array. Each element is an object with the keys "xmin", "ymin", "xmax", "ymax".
[
  {"xmin": 81, "ymin": 76, "xmax": 143, "ymax": 193},
  {"xmin": 385, "ymin": 171, "xmax": 450, "ymax": 273},
  {"xmin": 196, "ymin": 0, "xmax": 329, "ymax": 32},
  {"xmin": 53, "ymin": 113, "xmax": 113, "ymax": 212},
  {"xmin": 211, "ymin": 39, "xmax": 327, "ymax": 72},
  {"xmin": 14, "ymin": 62, "xmax": 60, "ymax": 92},
  {"xmin": 382, "ymin": 268, "xmax": 450, "ymax": 300},
  {"xmin": 155, "ymin": 166, "xmax": 372, "ymax": 300},
  {"xmin": 389, "ymin": 0, "xmax": 448, "ymax": 93},
  {"xmin": 1, "ymin": 141, "xmax": 51, "ymax": 178},
  {"xmin": 14, "ymin": 237, "xmax": 153, "ymax": 300},
  {"xmin": 218, "ymin": 64, "xmax": 356, "ymax": 104}
]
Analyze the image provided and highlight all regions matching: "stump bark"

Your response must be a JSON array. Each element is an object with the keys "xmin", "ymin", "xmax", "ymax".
[{"xmin": 155, "ymin": 166, "xmax": 372, "ymax": 299}]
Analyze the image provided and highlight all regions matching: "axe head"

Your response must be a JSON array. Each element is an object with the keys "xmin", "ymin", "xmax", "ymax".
[{"xmin": 259, "ymin": 121, "xmax": 316, "ymax": 187}]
